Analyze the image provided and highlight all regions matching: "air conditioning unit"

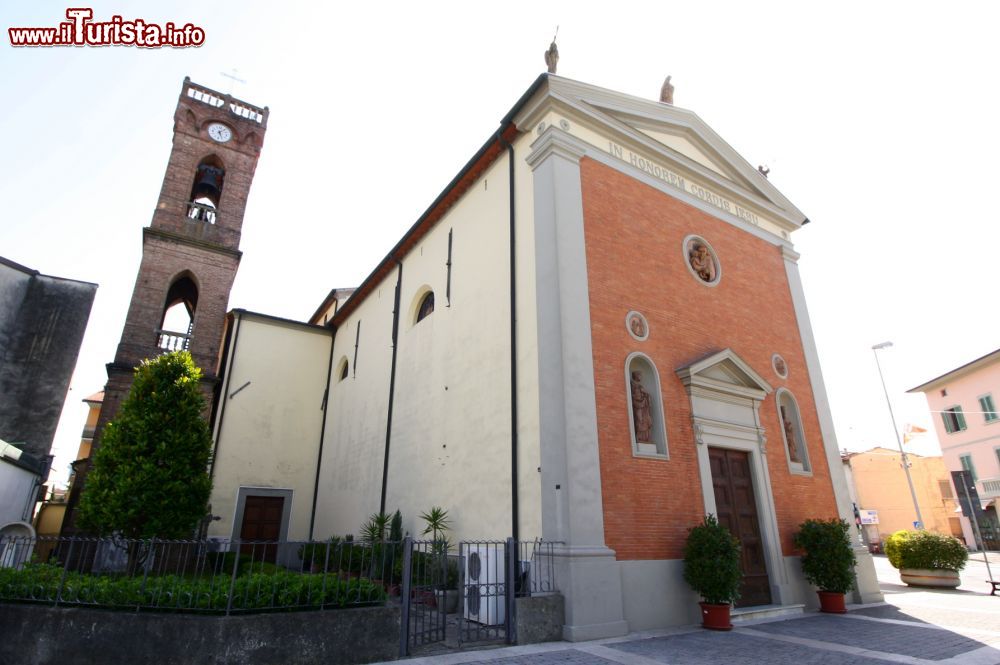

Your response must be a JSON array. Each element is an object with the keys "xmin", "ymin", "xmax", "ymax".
[{"xmin": 463, "ymin": 543, "xmax": 506, "ymax": 625}]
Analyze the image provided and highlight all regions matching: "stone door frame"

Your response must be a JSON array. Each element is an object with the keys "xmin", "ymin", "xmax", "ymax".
[{"xmin": 677, "ymin": 348, "xmax": 786, "ymax": 607}]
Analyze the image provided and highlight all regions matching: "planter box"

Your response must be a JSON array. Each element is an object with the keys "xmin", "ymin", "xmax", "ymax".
[{"xmin": 899, "ymin": 568, "xmax": 960, "ymax": 588}]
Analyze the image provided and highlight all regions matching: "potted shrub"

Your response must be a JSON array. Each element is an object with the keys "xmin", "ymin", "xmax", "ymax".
[
  {"xmin": 885, "ymin": 530, "xmax": 967, "ymax": 588},
  {"xmin": 793, "ymin": 518, "xmax": 856, "ymax": 613},
  {"xmin": 683, "ymin": 515, "xmax": 742, "ymax": 630}
]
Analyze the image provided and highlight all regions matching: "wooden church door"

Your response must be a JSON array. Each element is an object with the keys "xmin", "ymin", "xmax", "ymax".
[{"xmin": 709, "ymin": 447, "xmax": 772, "ymax": 607}]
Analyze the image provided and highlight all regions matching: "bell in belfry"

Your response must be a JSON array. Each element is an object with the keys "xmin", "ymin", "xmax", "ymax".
[{"xmin": 192, "ymin": 164, "xmax": 225, "ymax": 204}]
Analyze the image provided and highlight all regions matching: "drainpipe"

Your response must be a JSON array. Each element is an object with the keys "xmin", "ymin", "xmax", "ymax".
[
  {"xmin": 500, "ymin": 131, "xmax": 520, "ymax": 545},
  {"xmin": 210, "ymin": 312, "xmax": 242, "ymax": 482},
  {"xmin": 380, "ymin": 261, "xmax": 403, "ymax": 515},
  {"xmin": 309, "ymin": 326, "xmax": 337, "ymax": 540}
]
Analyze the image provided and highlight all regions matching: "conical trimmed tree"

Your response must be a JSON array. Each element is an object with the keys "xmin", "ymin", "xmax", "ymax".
[{"xmin": 79, "ymin": 351, "xmax": 213, "ymax": 543}]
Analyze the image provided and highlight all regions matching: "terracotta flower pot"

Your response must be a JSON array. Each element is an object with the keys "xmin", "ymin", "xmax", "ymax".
[
  {"xmin": 817, "ymin": 591, "xmax": 846, "ymax": 614},
  {"xmin": 699, "ymin": 602, "xmax": 733, "ymax": 631},
  {"xmin": 900, "ymin": 568, "xmax": 960, "ymax": 588}
]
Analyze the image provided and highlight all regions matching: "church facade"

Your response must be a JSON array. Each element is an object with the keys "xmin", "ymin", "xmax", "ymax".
[{"xmin": 207, "ymin": 74, "xmax": 881, "ymax": 637}]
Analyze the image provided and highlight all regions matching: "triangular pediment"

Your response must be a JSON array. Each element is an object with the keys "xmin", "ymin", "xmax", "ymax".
[
  {"xmin": 633, "ymin": 125, "xmax": 732, "ymax": 179},
  {"xmin": 513, "ymin": 75, "xmax": 809, "ymax": 232},
  {"xmin": 675, "ymin": 348, "xmax": 772, "ymax": 400}
]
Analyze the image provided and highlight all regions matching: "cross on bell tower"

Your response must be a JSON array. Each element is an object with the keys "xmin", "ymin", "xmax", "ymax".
[{"xmin": 61, "ymin": 78, "xmax": 269, "ymax": 536}]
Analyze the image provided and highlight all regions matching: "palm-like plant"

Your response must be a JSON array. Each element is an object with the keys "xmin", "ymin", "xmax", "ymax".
[
  {"xmin": 361, "ymin": 512, "xmax": 391, "ymax": 544},
  {"xmin": 420, "ymin": 507, "xmax": 451, "ymax": 552}
]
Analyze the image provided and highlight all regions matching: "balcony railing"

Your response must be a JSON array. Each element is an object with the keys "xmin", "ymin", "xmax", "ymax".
[
  {"xmin": 156, "ymin": 329, "xmax": 191, "ymax": 352},
  {"xmin": 979, "ymin": 477, "xmax": 1000, "ymax": 499},
  {"xmin": 187, "ymin": 201, "xmax": 217, "ymax": 224}
]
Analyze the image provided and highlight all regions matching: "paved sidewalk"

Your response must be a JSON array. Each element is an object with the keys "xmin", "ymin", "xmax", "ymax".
[
  {"xmin": 387, "ymin": 605, "xmax": 1000, "ymax": 665},
  {"xmin": 385, "ymin": 565, "xmax": 1000, "ymax": 665},
  {"xmin": 382, "ymin": 554, "xmax": 1000, "ymax": 665}
]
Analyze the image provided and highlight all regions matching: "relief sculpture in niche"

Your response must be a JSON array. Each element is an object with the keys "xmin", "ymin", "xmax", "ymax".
[
  {"xmin": 688, "ymin": 241, "xmax": 716, "ymax": 282},
  {"xmin": 630, "ymin": 370, "xmax": 653, "ymax": 443}
]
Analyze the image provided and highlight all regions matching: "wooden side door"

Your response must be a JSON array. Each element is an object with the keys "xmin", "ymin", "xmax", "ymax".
[
  {"xmin": 709, "ymin": 447, "xmax": 772, "ymax": 607},
  {"xmin": 239, "ymin": 495, "xmax": 284, "ymax": 563}
]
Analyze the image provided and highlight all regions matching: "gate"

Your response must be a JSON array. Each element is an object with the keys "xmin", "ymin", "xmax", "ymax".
[
  {"xmin": 400, "ymin": 537, "xmax": 558, "ymax": 655},
  {"xmin": 399, "ymin": 538, "xmax": 448, "ymax": 656}
]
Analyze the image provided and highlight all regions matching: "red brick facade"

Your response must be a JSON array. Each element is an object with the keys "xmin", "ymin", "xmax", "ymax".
[{"xmin": 579, "ymin": 158, "xmax": 838, "ymax": 561}]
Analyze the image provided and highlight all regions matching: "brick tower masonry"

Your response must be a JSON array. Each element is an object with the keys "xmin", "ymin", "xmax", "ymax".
[{"xmin": 61, "ymin": 79, "xmax": 268, "ymax": 535}]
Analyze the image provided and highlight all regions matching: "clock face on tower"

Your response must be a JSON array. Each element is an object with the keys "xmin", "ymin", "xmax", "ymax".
[{"xmin": 207, "ymin": 123, "xmax": 232, "ymax": 143}]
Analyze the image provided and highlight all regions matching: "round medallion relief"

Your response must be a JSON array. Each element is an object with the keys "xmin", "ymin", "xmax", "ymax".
[
  {"xmin": 683, "ymin": 235, "xmax": 721, "ymax": 286},
  {"xmin": 772, "ymin": 353, "xmax": 788, "ymax": 379},
  {"xmin": 626, "ymin": 311, "xmax": 649, "ymax": 341}
]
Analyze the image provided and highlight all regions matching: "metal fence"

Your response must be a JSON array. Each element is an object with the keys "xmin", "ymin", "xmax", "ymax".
[
  {"xmin": 0, "ymin": 535, "xmax": 398, "ymax": 614},
  {"xmin": 2, "ymin": 534, "xmax": 561, "ymax": 654}
]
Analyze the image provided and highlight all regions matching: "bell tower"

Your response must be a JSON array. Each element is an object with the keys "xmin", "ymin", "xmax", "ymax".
[{"xmin": 61, "ymin": 78, "xmax": 268, "ymax": 535}]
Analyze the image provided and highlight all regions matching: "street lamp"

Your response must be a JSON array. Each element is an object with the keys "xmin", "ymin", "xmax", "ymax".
[{"xmin": 871, "ymin": 341, "xmax": 925, "ymax": 528}]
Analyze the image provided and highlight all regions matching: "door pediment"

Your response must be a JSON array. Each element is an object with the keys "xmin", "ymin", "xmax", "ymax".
[{"xmin": 676, "ymin": 349, "xmax": 772, "ymax": 402}]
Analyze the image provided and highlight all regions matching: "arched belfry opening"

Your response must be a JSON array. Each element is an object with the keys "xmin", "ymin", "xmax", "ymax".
[
  {"xmin": 188, "ymin": 155, "xmax": 225, "ymax": 223},
  {"xmin": 157, "ymin": 274, "xmax": 198, "ymax": 352}
]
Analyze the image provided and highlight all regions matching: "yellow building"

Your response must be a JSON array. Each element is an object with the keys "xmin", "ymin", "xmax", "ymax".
[{"xmin": 843, "ymin": 447, "xmax": 962, "ymax": 547}]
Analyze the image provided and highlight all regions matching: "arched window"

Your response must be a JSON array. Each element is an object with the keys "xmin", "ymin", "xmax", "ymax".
[
  {"xmin": 415, "ymin": 291, "xmax": 435, "ymax": 324},
  {"xmin": 158, "ymin": 274, "xmax": 198, "ymax": 352},
  {"xmin": 625, "ymin": 353, "xmax": 668, "ymax": 458},
  {"xmin": 188, "ymin": 155, "xmax": 225, "ymax": 223},
  {"xmin": 777, "ymin": 389, "xmax": 810, "ymax": 473}
]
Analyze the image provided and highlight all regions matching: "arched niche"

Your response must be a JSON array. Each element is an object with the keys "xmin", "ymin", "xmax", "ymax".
[
  {"xmin": 776, "ymin": 388, "xmax": 811, "ymax": 474},
  {"xmin": 625, "ymin": 352, "xmax": 668, "ymax": 458}
]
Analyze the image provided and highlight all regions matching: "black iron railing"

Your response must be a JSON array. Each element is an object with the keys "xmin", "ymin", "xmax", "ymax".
[{"xmin": 0, "ymin": 536, "xmax": 395, "ymax": 614}]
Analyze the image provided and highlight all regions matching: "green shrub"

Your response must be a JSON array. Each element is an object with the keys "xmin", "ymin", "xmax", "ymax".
[
  {"xmin": 793, "ymin": 518, "xmax": 856, "ymax": 593},
  {"xmin": 884, "ymin": 530, "xmax": 909, "ymax": 568},
  {"xmin": 885, "ymin": 530, "xmax": 967, "ymax": 571},
  {"xmin": 205, "ymin": 552, "xmax": 279, "ymax": 576},
  {"xmin": 683, "ymin": 515, "xmax": 742, "ymax": 605},
  {"xmin": 0, "ymin": 563, "xmax": 387, "ymax": 612},
  {"xmin": 298, "ymin": 537, "xmax": 343, "ymax": 570},
  {"xmin": 78, "ymin": 351, "xmax": 213, "ymax": 544}
]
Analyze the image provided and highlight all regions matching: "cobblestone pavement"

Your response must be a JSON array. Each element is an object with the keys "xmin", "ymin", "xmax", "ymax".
[{"xmin": 384, "ymin": 555, "xmax": 1000, "ymax": 665}]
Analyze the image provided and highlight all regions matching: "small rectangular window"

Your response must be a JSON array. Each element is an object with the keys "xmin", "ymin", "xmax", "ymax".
[
  {"xmin": 938, "ymin": 479, "xmax": 953, "ymax": 499},
  {"xmin": 959, "ymin": 454, "xmax": 977, "ymax": 482},
  {"xmin": 942, "ymin": 406, "xmax": 967, "ymax": 434},
  {"xmin": 979, "ymin": 394, "xmax": 998, "ymax": 422}
]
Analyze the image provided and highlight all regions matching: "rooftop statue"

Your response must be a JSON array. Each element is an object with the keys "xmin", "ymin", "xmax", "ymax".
[
  {"xmin": 660, "ymin": 75, "xmax": 674, "ymax": 104},
  {"xmin": 544, "ymin": 40, "xmax": 559, "ymax": 74}
]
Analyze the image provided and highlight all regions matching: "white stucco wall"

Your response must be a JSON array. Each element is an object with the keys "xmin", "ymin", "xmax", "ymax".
[
  {"xmin": 208, "ymin": 313, "xmax": 332, "ymax": 541},
  {"xmin": 314, "ymin": 133, "xmax": 542, "ymax": 544}
]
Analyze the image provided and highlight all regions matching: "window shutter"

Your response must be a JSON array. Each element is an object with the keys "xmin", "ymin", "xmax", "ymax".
[
  {"xmin": 942, "ymin": 411, "xmax": 955, "ymax": 433},
  {"xmin": 956, "ymin": 408, "xmax": 967, "ymax": 431}
]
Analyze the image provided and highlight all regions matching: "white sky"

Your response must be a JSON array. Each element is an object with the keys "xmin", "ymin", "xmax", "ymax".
[{"xmin": 3, "ymin": 1, "xmax": 998, "ymax": 488}]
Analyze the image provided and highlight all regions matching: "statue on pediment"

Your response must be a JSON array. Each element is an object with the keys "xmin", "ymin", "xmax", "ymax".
[
  {"xmin": 545, "ymin": 40, "xmax": 559, "ymax": 74},
  {"xmin": 660, "ymin": 75, "xmax": 674, "ymax": 104}
]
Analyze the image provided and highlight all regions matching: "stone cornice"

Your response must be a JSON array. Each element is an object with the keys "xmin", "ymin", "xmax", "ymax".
[
  {"xmin": 525, "ymin": 126, "xmax": 588, "ymax": 171},
  {"xmin": 781, "ymin": 245, "xmax": 801, "ymax": 263},
  {"xmin": 143, "ymin": 227, "xmax": 243, "ymax": 260}
]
